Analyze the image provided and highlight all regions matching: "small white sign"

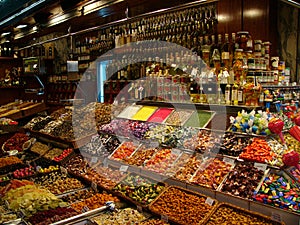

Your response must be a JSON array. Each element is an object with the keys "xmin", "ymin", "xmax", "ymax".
[
  {"xmin": 205, "ymin": 197, "xmax": 214, "ymax": 206},
  {"xmin": 172, "ymin": 149, "xmax": 181, "ymax": 155},
  {"xmin": 120, "ymin": 165, "xmax": 129, "ymax": 172},
  {"xmin": 254, "ymin": 162, "xmax": 267, "ymax": 172},
  {"xmin": 223, "ymin": 157, "xmax": 235, "ymax": 165},
  {"xmin": 91, "ymin": 182, "xmax": 98, "ymax": 192}
]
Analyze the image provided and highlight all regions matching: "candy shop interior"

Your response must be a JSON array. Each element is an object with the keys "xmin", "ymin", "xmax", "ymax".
[{"xmin": 0, "ymin": 0, "xmax": 300, "ymax": 224}]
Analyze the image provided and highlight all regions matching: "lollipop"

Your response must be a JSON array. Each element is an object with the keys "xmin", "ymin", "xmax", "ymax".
[
  {"xmin": 282, "ymin": 150, "xmax": 300, "ymax": 170},
  {"xmin": 268, "ymin": 118, "xmax": 285, "ymax": 143}
]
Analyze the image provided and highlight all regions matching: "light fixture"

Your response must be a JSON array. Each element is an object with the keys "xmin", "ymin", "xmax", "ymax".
[
  {"xmin": 16, "ymin": 24, "xmax": 28, "ymax": 29},
  {"xmin": 1, "ymin": 32, "xmax": 11, "ymax": 36}
]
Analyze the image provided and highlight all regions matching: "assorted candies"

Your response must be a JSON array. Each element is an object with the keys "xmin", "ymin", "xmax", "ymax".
[{"xmin": 253, "ymin": 172, "xmax": 300, "ymax": 213}]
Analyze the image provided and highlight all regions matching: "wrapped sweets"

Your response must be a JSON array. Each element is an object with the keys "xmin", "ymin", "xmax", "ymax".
[
  {"xmin": 253, "ymin": 172, "xmax": 300, "ymax": 213},
  {"xmin": 229, "ymin": 110, "xmax": 272, "ymax": 135}
]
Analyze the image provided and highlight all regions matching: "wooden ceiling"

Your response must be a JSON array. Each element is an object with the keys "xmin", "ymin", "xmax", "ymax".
[{"xmin": 2, "ymin": 0, "xmax": 199, "ymax": 47}]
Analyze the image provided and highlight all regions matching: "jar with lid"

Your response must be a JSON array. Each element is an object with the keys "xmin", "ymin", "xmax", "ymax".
[{"xmin": 236, "ymin": 31, "xmax": 252, "ymax": 51}]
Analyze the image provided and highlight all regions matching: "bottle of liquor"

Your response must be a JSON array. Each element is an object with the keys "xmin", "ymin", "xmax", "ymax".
[
  {"xmin": 222, "ymin": 33, "xmax": 230, "ymax": 68},
  {"xmin": 230, "ymin": 33, "xmax": 237, "ymax": 67},
  {"xmin": 231, "ymin": 82, "xmax": 238, "ymax": 105},
  {"xmin": 225, "ymin": 81, "xmax": 231, "ymax": 105},
  {"xmin": 238, "ymin": 82, "xmax": 244, "ymax": 105}
]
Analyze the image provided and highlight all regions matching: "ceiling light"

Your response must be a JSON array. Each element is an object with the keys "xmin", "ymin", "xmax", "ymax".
[
  {"xmin": 1, "ymin": 32, "xmax": 11, "ymax": 36},
  {"xmin": 16, "ymin": 24, "xmax": 28, "ymax": 29}
]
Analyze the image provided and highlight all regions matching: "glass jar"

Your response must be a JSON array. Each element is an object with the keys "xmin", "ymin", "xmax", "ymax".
[{"xmin": 236, "ymin": 31, "xmax": 250, "ymax": 51}]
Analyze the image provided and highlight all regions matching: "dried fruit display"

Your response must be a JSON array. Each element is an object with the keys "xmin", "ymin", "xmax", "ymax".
[
  {"xmin": 124, "ymin": 145, "xmax": 158, "ymax": 166},
  {"xmin": 3, "ymin": 184, "xmax": 67, "ymax": 216},
  {"xmin": 28, "ymin": 207, "xmax": 78, "ymax": 225},
  {"xmin": 113, "ymin": 174, "xmax": 165, "ymax": 206},
  {"xmin": 60, "ymin": 188, "xmax": 96, "ymax": 204},
  {"xmin": 24, "ymin": 116, "xmax": 52, "ymax": 131},
  {"xmin": 30, "ymin": 142, "xmax": 49, "ymax": 155},
  {"xmin": 3, "ymin": 133, "xmax": 30, "ymax": 152},
  {"xmin": 71, "ymin": 193, "xmax": 119, "ymax": 212},
  {"xmin": 136, "ymin": 219, "xmax": 170, "ymax": 225},
  {"xmin": 110, "ymin": 141, "xmax": 138, "ymax": 161},
  {"xmin": 43, "ymin": 147, "xmax": 63, "ymax": 160},
  {"xmin": 0, "ymin": 179, "xmax": 34, "ymax": 197},
  {"xmin": 33, "ymin": 172, "xmax": 84, "ymax": 195}
]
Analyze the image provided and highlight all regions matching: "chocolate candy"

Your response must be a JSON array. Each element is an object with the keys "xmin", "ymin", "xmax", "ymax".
[
  {"xmin": 219, "ymin": 133, "xmax": 251, "ymax": 157},
  {"xmin": 221, "ymin": 163, "xmax": 264, "ymax": 199}
]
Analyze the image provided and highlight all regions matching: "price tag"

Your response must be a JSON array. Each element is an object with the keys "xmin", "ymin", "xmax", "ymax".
[
  {"xmin": 91, "ymin": 182, "xmax": 98, "ymax": 192},
  {"xmin": 161, "ymin": 214, "xmax": 168, "ymax": 222},
  {"xmin": 205, "ymin": 197, "xmax": 214, "ymax": 206},
  {"xmin": 172, "ymin": 149, "xmax": 181, "ymax": 155},
  {"xmin": 208, "ymin": 87, "xmax": 212, "ymax": 92},
  {"xmin": 137, "ymin": 205, "xmax": 143, "ymax": 212},
  {"xmin": 120, "ymin": 165, "xmax": 129, "ymax": 172},
  {"xmin": 223, "ymin": 157, "xmax": 235, "ymax": 165},
  {"xmin": 171, "ymin": 64, "xmax": 177, "ymax": 68},
  {"xmin": 91, "ymin": 157, "xmax": 98, "ymax": 163},
  {"xmin": 82, "ymin": 206, "xmax": 90, "ymax": 213},
  {"xmin": 60, "ymin": 166, "xmax": 67, "ymax": 175},
  {"xmin": 191, "ymin": 68, "xmax": 198, "ymax": 76},
  {"xmin": 254, "ymin": 162, "xmax": 267, "ymax": 172},
  {"xmin": 271, "ymin": 212, "xmax": 282, "ymax": 222}
]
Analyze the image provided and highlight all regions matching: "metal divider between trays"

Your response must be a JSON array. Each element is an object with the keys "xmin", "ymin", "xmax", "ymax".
[{"xmin": 148, "ymin": 185, "xmax": 219, "ymax": 225}]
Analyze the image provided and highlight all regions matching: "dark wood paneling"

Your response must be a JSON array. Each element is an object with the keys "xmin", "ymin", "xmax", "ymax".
[
  {"xmin": 217, "ymin": 0, "xmax": 242, "ymax": 34},
  {"xmin": 243, "ymin": 0, "xmax": 269, "ymax": 40}
]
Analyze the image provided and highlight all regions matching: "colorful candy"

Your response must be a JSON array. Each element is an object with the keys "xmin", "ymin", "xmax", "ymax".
[{"xmin": 253, "ymin": 172, "xmax": 300, "ymax": 213}]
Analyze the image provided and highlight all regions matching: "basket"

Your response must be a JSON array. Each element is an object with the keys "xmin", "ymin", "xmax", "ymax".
[
  {"xmin": 203, "ymin": 202, "xmax": 286, "ymax": 225},
  {"xmin": 148, "ymin": 185, "xmax": 218, "ymax": 225}
]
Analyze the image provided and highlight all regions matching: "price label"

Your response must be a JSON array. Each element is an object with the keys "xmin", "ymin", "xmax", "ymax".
[
  {"xmin": 223, "ymin": 157, "xmax": 235, "ymax": 165},
  {"xmin": 161, "ymin": 214, "xmax": 168, "ymax": 222},
  {"xmin": 137, "ymin": 205, "xmax": 143, "ymax": 212},
  {"xmin": 171, "ymin": 64, "xmax": 177, "ymax": 68},
  {"xmin": 271, "ymin": 212, "xmax": 281, "ymax": 222},
  {"xmin": 205, "ymin": 197, "xmax": 214, "ymax": 206},
  {"xmin": 172, "ymin": 149, "xmax": 181, "ymax": 155},
  {"xmin": 191, "ymin": 68, "xmax": 198, "ymax": 76},
  {"xmin": 82, "ymin": 206, "xmax": 90, "ymax": 213},
  {"xmin": 208, "ymin": 87, "xmax": 212, "ymax": 92},
  {"xmin": 91, "ymin": 182, "xmax": 98, "ymax": 192},
  {"xmin": 60, "ymin": 166, "xmax": 68, "ymax": 175},
  {"xmin": 120, "ymin": 165, "xmax": 129, "ymax": 172},
  {"xmin": 254, "ymin": 162, "xmax": 267, "ymax": 172},
  {"xmin": 91, "ymin": 157, "xmax": 98, "ymax": 163}
]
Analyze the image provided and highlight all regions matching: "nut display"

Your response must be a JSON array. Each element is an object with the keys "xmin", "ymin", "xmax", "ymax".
[
  {"xmin": 113, "ymin": 174, "xmax": 165, "ymax": 205},
  {"xmin": 124, "ymin": 145, "xmax": 158, "ymax": 166},
  {"xmin": 30, "ymin": 141, "xmax": 49, "ymax": 155},
  {"xmin": 136, "ymin": 219, "xmax": 170, "ymax": 225},
  {"xmin": 28, "ymin": 207, "xmax": 78, "ymax": 225},
  {"xmin": 0, "ymin": 156, "xmax": 23, "ymax": 171},
  {"xmin": 33, "ymin": 172, "xmax": 84, "ymax": 195},
  {"xmin": 219, "ymin": 133, "xmax": 251, "ymax": 157},
  {"xmin": 191, "ymin": 158, "xmax": 233, "ymax": 190},
  {"xmin": 3, "ymin": 133, "xmax": 30, "ymax": 152},
  {"xmin": 43, "ymin": 147, "xmax": 63, "ymax": 160},
  {"xmin": 144, "ymin": 148, "xmax": 180, "ymax": 174},
  {"xmin": 24, "ymin": 116, "xmax": 52, "ymax": 131},
  {"xmin": 239, "ymin": 138, "xmax": 276, "ymax": 163},
  {"xmin": 206, "ymin": 204, "xmax": 279, "ymax": 225},
  {"xmin": 110, "ymin": 141, "xmax": 138, "ymax": 161},
  {"xmin": 92, "ymin": 208, "xmax": 146, "ymax": 225},
  {"xmin": 221, "ymin": 163, "xmax": 265, "ymax": 199},
  {"xmin": 253, "ymin": 172, "xmax": 300, "ymax": 213},
  {"xmin": 60, "ymin": 188, "xmax": 96, "ymax": 203},
  {"xmin": 149, "ymin": 186, "xmax": 215, "ymax": 225},
  {"xmin": 71, "ymin": 193, "xmax": 120, "ymax": 212},
  {"xmin": 65, "ymin": 154, "xmax": 90, "ymax": 176}
]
